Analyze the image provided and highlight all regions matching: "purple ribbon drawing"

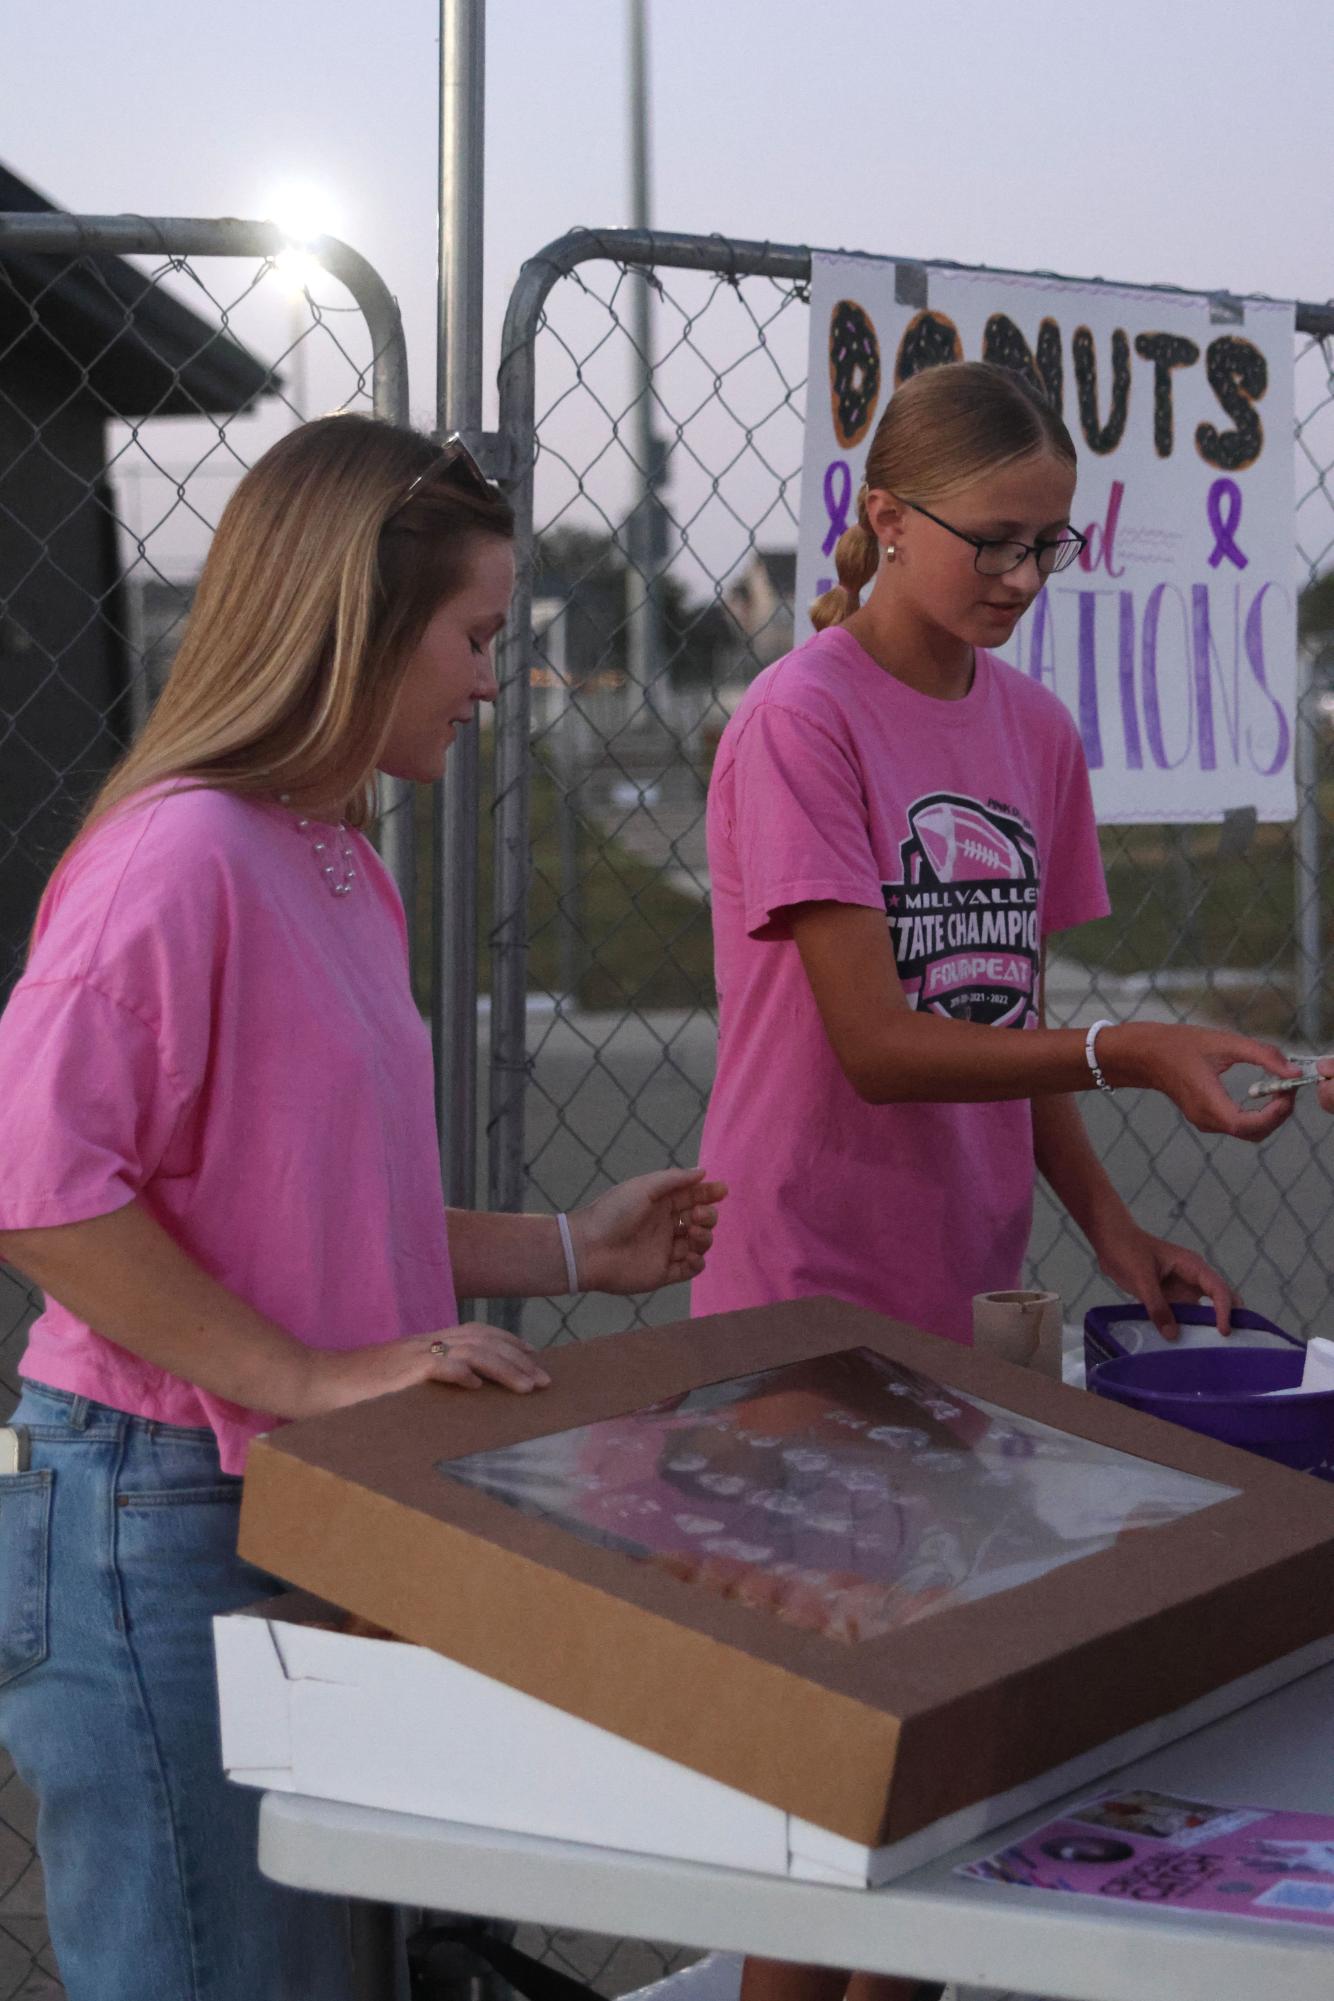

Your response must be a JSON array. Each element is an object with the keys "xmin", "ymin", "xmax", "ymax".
[
  {"xmin": 821, "ymin": 459, "xmax": 852, "ymax": 556},
  {"xmin": 1206, "ymin": 477, "xmax": 1249, "ymax": 571}
]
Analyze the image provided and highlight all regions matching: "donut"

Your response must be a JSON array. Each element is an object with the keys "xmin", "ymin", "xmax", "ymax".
[{"xmin": 828, "ymin": 298, "xmax": 882, "ymax": 449}]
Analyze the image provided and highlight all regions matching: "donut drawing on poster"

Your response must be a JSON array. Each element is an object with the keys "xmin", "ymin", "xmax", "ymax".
[
  {"xmin": 885, "ymin": 793, "xmax": 1041, "ymax": 1027},
  {"xmin": 828, "ymin": 299, "xmax": 882, "ymax": 449}
]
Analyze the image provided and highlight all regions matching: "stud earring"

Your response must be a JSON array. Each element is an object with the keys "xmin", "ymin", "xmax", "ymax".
[{"xmin": 883, "ymin": 543, "xmax": 896, "ymax": 561}]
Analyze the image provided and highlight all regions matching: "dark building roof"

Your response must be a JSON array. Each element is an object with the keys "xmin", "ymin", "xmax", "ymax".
[{"xmin": 0, "ymin": 164, "xmax": 274, "ymax": 417}]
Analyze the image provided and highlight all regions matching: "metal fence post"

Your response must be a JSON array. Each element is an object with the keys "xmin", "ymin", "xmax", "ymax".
[
  {"xmin": 623, "ymin": 0, "xmax": 664, "ymax": 736},
  {"xmin": 1294, "ymin": 655, "xmax": 1325, "ymax": 1049},
  {"xmin": 484, "ymin": 258, "xmax": 539, "ymax": 1330},
  {"xmin": 434, "ymin": 0, "xmax": 488, "ymax": 1224}
]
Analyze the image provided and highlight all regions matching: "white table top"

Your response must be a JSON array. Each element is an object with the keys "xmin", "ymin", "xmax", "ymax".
[{"xmin": 260, "ymin": 1658, "xmax": 1334, "ymax": 2001}]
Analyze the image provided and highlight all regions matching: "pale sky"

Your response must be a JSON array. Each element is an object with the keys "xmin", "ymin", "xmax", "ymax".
[{"xmin": 7, "ymin": 0, "xmax": 1333, "ymax": 581}]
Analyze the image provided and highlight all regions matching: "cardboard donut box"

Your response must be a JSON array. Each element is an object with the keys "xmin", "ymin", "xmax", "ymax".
[{"xmin": 216, "ymin": 1298, "xmax": 1334, "ymax": 1885}]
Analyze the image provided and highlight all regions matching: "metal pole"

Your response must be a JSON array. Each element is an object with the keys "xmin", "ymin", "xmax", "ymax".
[
  {"xmin": 1294, "ymin": 652, "xmax": 1323, "ymax": 1049},
  {"xmin": 435, "ymin": 0, "xmax": 487, "ymax": 1220},
  {"xmin": 557, "ymin": 777, "xmax": 581, "ymax": 1005},
  {"xmin": 488, "ymin": 266, "xmax": 537, "ymax": 1265},
  {"xmin": 623, "ymin": 0, "xmax": 661, "ymax": 736}
]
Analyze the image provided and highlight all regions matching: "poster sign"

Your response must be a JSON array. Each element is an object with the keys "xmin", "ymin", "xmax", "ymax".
[
  {"xmin": 796, "ymin": 257, "xmax": 1298, "ymax": 822},
  {"xmin": 959, "ymin": 1788, "xmax": 1334, "ymax": 1931}
]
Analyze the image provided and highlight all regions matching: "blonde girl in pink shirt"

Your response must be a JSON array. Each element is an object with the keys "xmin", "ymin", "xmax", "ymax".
[
  {"xmin": 0, "ymin": 417, "xmax": 723, "ymax": 2001},
  {"xmin": 694, "ymin": 362, "xmax": 1296, "ymax": 2001}
]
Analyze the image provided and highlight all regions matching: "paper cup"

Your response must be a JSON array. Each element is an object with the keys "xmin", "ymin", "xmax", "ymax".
[{"xmin": 973, "ymin": 1289, "xmax": 1063, "ymax": 1379}]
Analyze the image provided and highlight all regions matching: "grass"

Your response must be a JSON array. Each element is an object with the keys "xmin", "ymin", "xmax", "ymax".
[{"xmin": 410, "ymin": 737, "xmax": 716, "ymax": 1015}]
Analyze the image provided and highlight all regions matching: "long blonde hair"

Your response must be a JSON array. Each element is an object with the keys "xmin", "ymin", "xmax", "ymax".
[
  {"xmin": 77, "ymin": 414, "xmax": 514, "ymax": 848},
  {"xmin": 810, "ymin": 362, "xmax": 1076, "ymax": 631}
]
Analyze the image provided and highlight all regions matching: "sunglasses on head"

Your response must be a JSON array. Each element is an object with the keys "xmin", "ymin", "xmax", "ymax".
[{"xmin": 390, "ymin": 434, "xmax": 497, "ymax": 516}]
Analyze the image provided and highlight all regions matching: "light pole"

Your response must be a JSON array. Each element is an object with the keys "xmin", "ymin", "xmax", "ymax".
[
  {"xmin": 624, "ymin": 0, "xmax": 666, "ymax": 739},
  {"xmin": 435, "ymin": 0, "xmax": 488, "ymax": 1222}
]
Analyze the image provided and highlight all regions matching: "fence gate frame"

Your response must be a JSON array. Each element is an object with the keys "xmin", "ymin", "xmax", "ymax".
[
  {"xmin": 0, "ymin": 211, "xmax": 417, "ymax": 913},
  {"xmin": 486, "ymin": 222, "xmax": 1334, "ymax": 1236},
  {"xmin": 488, "ymin": 227, "xmax": 810, "ymax": 1230}
]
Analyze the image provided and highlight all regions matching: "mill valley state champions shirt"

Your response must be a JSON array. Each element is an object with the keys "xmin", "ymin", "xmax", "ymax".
[{"xmin": 692, "ymin": 625, "xmax": 1109, "ymax": 1344}]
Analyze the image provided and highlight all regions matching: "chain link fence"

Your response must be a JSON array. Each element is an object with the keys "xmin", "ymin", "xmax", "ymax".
[
  {"xmin": 3, "ymin": 212, "xmax": 1333, "ymax": 2001},
  {"xmin": 485, "ymin": 229, "xmax": 1334, "ymax": 1359},
  {"xmin": 0, "ymin": 211, "xmax": 411, "ymax": 2001}
]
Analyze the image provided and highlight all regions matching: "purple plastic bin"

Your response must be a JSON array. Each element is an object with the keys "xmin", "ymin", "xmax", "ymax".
[
  {"xmin": 1089, "ymin": 1321, "xmax": 1334, "ymax": 1482},
  {"xmin": 1083, "ymin": 1302, "xmax": 1302, "ymax": 1378}
]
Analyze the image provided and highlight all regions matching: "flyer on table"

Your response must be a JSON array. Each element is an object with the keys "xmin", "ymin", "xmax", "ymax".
[
  {"xmin": 960, "ymin": 1789, "xmax": 1334, "ymax": 1930},
  {"xmin": 796, "ymin": 257, "xmax": 1298, "ymax": 823}
]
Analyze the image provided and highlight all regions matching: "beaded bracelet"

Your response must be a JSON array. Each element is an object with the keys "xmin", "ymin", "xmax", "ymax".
[{"xmin": 1084, "ymin": 1018, "xmax": 1117, "ymax": 1093}]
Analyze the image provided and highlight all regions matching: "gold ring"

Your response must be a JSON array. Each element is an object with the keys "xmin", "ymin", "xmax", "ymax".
[{"xmin": 429, "ymin": 1339, "xmax": 447, "ymax": 1356}]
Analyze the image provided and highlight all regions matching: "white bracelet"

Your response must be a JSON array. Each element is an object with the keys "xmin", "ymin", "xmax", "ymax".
[
  {"xmin": 1084, "ymin": 1018, "xmax": 1116, "ymax": 1093},
  {"xmin": 555, "ymin": 1211, "xmax": 580, "ymax": 1293}
]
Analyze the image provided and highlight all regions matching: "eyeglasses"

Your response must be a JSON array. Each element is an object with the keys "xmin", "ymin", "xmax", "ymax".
[
  {"xmin": 897, "ymin": 497, "xmax": 1087, "ymax": 578},
  {"xmin": 390, "ymin": 434, "xmax": 497, "ymax": 516}
]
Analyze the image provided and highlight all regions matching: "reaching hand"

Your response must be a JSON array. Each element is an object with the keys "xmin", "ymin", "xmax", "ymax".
[
  {"xmin": 1091, "ymin": 1218, "xmax": 1239, "ymax": 1341},
  {"xmin": 1105, "ymin": 1024, "xmax": 1301, "ymax": 1140},
  {"xmin": 1319, "ymin": 1059, "xmax": 1334, "ymax": 1116},
  {"xmin": 569, "ymin": 1167, "xmax": 727, "ymax": 1294}
]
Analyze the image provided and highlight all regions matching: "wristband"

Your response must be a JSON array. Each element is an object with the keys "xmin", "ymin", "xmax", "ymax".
[
  {"xmin": 1084, "ymin": 1018, "xmax": 1116, "ymax": 1094},
  {"xmin": 555, "ymin": 1211, "xmax": 580, "ymax": 1293}
]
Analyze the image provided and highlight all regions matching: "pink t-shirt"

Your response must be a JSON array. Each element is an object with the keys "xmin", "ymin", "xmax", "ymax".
[
  {"xmin": 692, "ymin": 627, "xmax": 1109, "ymax": 1343},
  {"xmin": 0, "ymin": 785, "xmax": 457, "ymax": 1471}
]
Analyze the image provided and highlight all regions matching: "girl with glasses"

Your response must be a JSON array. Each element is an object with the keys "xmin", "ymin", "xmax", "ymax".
[
  {"xmin": 693, "ymin": 361, "xmax": 1297, "ymax": 2001},
  {"xmin": 0, "ymin": 415, "xmax": 724, "ymax": 2001}
]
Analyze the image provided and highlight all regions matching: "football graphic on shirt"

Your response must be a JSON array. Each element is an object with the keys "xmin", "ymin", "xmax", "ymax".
[
  {"xmin": 908, "ymin": 799, "xmax": 1029, "ymax": 886},
  {"xmin": 887, "ymin": 792, "xmax": 1041, "ymax": 1028}
]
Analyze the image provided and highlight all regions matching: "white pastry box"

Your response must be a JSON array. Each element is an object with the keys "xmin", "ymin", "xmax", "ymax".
[{"xmin": 215, "ymin": 1590, "xmax": 1334, "ymax": 1889}]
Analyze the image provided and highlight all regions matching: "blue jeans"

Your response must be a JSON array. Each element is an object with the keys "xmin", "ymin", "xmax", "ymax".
[{"xmin": 0, "ymin": 1381, "xmax": 353, "ymax": 2001}]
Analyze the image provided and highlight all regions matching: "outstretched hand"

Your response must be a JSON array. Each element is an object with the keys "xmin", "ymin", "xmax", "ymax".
[
  {"xmin": 1112, "ymin": 1024, "xmax": 1302, "ymax": 1140},
  {"xmin": 570, "ymin": 1167, "xmax": 727, "ymax": 1294}
]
